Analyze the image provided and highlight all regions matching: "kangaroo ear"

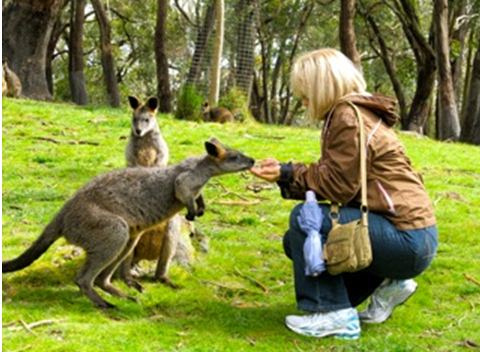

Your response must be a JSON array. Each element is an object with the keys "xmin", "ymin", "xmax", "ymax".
[
  {"xmin": 205, "ymin": 138, "xmax": 226, "ymax": 159},
  {"xmin": 146, "ymin": 97, "xmax": 159, "ymax": 112},
  {"xmin": 128, "ymin": 96, "xmax": 140, "ymax": 110}
]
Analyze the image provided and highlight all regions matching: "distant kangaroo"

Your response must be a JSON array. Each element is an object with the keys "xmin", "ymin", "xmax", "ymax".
[
  {"xmin": 202, "ymin": 101, "xmax": 234, "ymax": 123},
  {"xmin": 2, "ymin": 138, "xmax": 255, "ymax": 308},
  {"xmin": 3, "ymin": 61, "xmax": 22, "ymax": 98}
]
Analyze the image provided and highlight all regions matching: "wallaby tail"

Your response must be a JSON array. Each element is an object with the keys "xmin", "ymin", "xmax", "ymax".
[{"xmin": 2, "ymin": 215, "xmax": 63, "ymax": 273}]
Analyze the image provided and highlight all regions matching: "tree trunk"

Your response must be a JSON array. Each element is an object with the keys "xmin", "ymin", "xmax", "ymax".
[
  {"xmin": 186, "ymin": 3, "xmax": 215, "ymax": 86},
  {"xmin": 434, "ymin": 0, "xmax": 460, "ymax": 140},
  {"xmin": 460, "ymin": 45, "xmax": 480, "ymax": 144},
  {"xmin": 270, "ymin": 41, "xmax": 285, "ymax": 124},
  {"xmin": 208, "ymin": 0, "xmax": 224, "ymax": 106},
  {"xmin": 2, "ymin": 0, "xmax": 65, "ymax": 100},
  {"xmin": 407, "ymin": 61, "xmax": 437, "ymax": 132},
  {"xmin": 234, "ymin": 0, "xmax": 256, "ymax": 99},
  {"xmin": 449, "ymin": 0, "xmax": 469, "ymax": 105},
  {"xmin": 339, "ymin": 0, "xmax": 361, "ymax": 69},
  {"xmin": 46, "ymin": 17, "xmax": 67, "ymax": 96},
  {"xmin": 461, "ymin": 21, "xmax": 477, "ymax": 119},
  {"xmin": 392, "ymin": 0, "xmax": 437, "ymax": 132},
  {"xmin": 91, "ymin": 0, "xmax": 120, "ymax": 107},
  {"xmin": 363, "ymin": 11, "xmax": 407, "ymax": 124},
  {"xmin": 69, "ymin": 0, "xmax": 88, "ymax": 105},
  {"xmin": 155, "ymin": 0, "xmax": 172, "ymax": 113}
]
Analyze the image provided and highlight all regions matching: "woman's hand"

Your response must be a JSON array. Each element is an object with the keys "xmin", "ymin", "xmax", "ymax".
[{"xmin": 249, "ymin": 158, "xmax": 281, "ymax": 182}]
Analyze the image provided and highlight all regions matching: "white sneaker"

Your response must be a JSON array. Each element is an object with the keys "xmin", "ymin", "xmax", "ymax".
[
  {"xmin": 359, "ymin": 279, "xmax": 418, "ymax": 324},
  {"xmin": 285, "ymin": 308, "xmax": 360, "ymax": 340}
]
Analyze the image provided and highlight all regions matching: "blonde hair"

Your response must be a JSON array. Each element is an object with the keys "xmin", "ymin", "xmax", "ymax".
[{"xmin": 291, "ymin": 48, "xmax": 367, "ymax": 120}]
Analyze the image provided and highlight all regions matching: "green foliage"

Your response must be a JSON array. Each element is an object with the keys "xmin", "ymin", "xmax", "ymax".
[
  {"xmin": 2, "ymin": 98, "xmax": 480, "ymax": 351},
  {"xmin": 174, "ymin": 84, "xmax": 204, "ymax": 121},
  {"xmin": 218, "ymin": 87, "xmax": 252, "ymax": 122}
]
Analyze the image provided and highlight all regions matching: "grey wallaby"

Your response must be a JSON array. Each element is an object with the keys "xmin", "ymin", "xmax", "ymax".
[
  {"xmin": 125, "ymin": 96, "xmax": 169, "ymax": 167},
  {"xmin": 118, "ymin": 96, "xmax": 194, "ymax": 290},
  {"xmin": 2, "ymin": 138, "xmax": 255, "ymax": 308},
  {"xmin": 202, "ymin": 101, "xmax": 234, "ymax": 123}
]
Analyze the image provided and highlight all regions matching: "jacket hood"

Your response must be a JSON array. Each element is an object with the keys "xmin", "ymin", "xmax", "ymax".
[{"xmin": 341, "ymin": 93, "xmax": 399, "ymax": 127}]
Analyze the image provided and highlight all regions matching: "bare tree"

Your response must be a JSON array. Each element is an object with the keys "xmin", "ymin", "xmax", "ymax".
[
  {"xmin": 155, "ymin": 0, "xmax": 172, "ymax": 112},
  {"xmin": 208, "ymin": 0, "xmax": 224, "ymax": 105},
  {"xmin": 449, "ymin": 0, "xmax": 470, "ymax": 105},
  {"xmin": 389, "ymin": 0, "xmax": 436, "ymax": 132},
  {"xmin": 91, "ymin": 0, "xmax": 120, "ymax": 107},
  {"xmin": 2, "ymin": 0, "xmax": 66, "ymax": 100},
  {"xmin": 360, "ymin": 6, "xmax": 407, "ymax": 123},
  {"xmin": 234, "ymin": 0, "xmax": 256, "ymax": 99},
  {"xmin": 69, "ymin": 0, "xmax": 88, "ymax": 105},
  {"xmin": 434, "ymin": 0, "xmax": 460, "ymax": 140},
  {"xmin": 46, "ymin": 16, "xmax": 69, "ymax": 96},
  {"xmin": 460, "ymin": 37, "xmax": 480, "ymax": 144},
  {"xmin": 339, "ymin": 0, "xmax": 361, "ymax": 69},
  {"xmin": 186, "ymin": 3, "xmax": 216, "ymax": 86}
]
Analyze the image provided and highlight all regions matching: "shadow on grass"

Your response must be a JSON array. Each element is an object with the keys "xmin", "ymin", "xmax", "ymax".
[{"xmin": 3, "ymin": 265, "xmax": 295, "ymax": 336}]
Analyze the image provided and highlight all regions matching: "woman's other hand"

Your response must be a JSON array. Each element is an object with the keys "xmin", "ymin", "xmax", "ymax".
[{"xmin": 249, "ymin": 158, "xmax": 281, "ymax": 182}]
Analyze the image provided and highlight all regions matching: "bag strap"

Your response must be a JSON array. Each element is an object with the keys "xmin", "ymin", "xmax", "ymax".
[{"xmin": 330, "ymin": 101, "xmax": 368, "ymax": 227}]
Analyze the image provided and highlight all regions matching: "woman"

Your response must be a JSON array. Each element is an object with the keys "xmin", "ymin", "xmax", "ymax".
[{"xmin": 250, "ymin": 48, "xmax": 437, "ymax": 340}]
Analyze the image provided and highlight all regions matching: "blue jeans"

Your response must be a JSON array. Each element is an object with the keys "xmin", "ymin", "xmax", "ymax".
[{"xmin": 283, "ymin": 204, "xmax": 438, "ymax": 312}]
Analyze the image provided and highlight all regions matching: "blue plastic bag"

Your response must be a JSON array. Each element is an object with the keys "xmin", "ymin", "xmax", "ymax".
[{"xmin": 297, "ymin": 191, "xmax": 326, "ymax": 276}]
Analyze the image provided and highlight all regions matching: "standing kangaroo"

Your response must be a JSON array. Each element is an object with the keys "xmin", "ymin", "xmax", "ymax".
[
  {"xmin": 119, "ymin": 96, "xmax": 182, "ymax": 290},
  {"xmin": 2, "ymin": 138, "xmax": 255, "ymax": 308}
]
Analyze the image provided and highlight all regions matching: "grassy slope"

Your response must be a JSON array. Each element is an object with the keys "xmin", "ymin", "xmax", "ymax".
[{"xmin": 2, "ymin": 98, "xmax": 479, "ymax": 351}]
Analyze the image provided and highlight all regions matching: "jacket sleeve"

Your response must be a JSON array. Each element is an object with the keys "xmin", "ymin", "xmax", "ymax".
[{"xmin": 278, "ymin": 106, "xmax": 362, "ymax": 204}]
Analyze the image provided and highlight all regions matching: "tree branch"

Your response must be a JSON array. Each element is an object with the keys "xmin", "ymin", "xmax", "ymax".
[{"xmin": 174, "ymin": 0, "xmax": 197, "ymax": 28}]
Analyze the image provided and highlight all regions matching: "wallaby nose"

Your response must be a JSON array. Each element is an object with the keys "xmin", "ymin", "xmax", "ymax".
[
  {"xmin": 135, "ymin": 129, "xmax": 142, "ymax": 136},
  {"xmin": 248, "ymin": 158, "xmax": 255, "ymax": 167}
]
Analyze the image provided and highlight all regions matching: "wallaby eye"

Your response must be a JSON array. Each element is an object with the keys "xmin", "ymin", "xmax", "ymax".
[{"xmin": 228, "ymin": 155, "xmax": 239, "ymax": 161}]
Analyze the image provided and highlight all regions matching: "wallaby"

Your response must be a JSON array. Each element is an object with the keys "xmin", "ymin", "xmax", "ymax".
[
  {"xmin": 125, "ymin": 96, "xmax": 169, "ymax": 167},
  {"xmin": 118, "ymin": 95, "xmax": 181, "ymax": 289},
  {"xmin": 202, "ymin": 101, "xmax": 234, "ymax": 123},
  {"xmin": 131, "ymin": 216, "xmax": 209, "ymax": 277},
  {"xmin": 3, "ymin": 61, "xmax": 22, "ymax": 98},
  {"xmin": 2, "ymin": 138, "xmax": 254, "ymax": 309}
]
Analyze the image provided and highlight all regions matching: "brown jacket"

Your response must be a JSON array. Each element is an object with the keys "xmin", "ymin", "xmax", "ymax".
[{"xmin": 278, "ymin": 94, "xmax": 436, "ymax": 230}]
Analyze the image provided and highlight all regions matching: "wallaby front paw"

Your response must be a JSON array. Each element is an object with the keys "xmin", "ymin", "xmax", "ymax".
[
  {"xmin": 196, "ymin": 209, "xmax": 205, "ymax": 217},
  {"xmin": 186, "ymin": 213, "xmax": 195, "ymax": 221}
]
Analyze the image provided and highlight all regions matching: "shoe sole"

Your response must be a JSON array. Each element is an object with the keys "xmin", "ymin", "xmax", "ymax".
[
  {"xmin": 360, "ymin": 285, "xmax": 417, "ymax": 324},
  {"xmin": 285, "ymin": 321, "xmax": 360, "ymax": 340}
]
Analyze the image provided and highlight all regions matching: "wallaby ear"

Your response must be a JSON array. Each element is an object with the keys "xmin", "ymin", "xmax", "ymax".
[
  {"xmin": 146, "ymin": 97, "xmax": 159, "ymax": 112},
  {"xmin": 128, "ymin": 96, "xmax": 140, "ymax": 110},
  {"xmin": 205, "ymin": 138, "xmax": 226, "ymax": 159}
]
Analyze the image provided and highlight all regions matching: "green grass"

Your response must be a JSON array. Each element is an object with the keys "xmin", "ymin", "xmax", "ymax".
[{"xmin": 2, "ymin": 97, "xmax": 480, "ymax": 351}]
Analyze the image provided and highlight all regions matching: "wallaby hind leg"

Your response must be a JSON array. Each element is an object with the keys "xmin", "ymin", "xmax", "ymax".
[
  {"xmin": 116, "ymin": 252, "xmax": 144, "ymax": 293},
  {"xmin": 155, "ymin": 219, "xmax": 180, "ymax": 288},
  {"xmin": 95, "ymin": 236, "xmax": 143, "ymax": 297},
  {"xmin": 75, "ymin": 232, "xmax": 129, "ymax": 309},
  {"xmin": 71, "ymin": 212, "xmax": 130, "ymax": 308}
]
